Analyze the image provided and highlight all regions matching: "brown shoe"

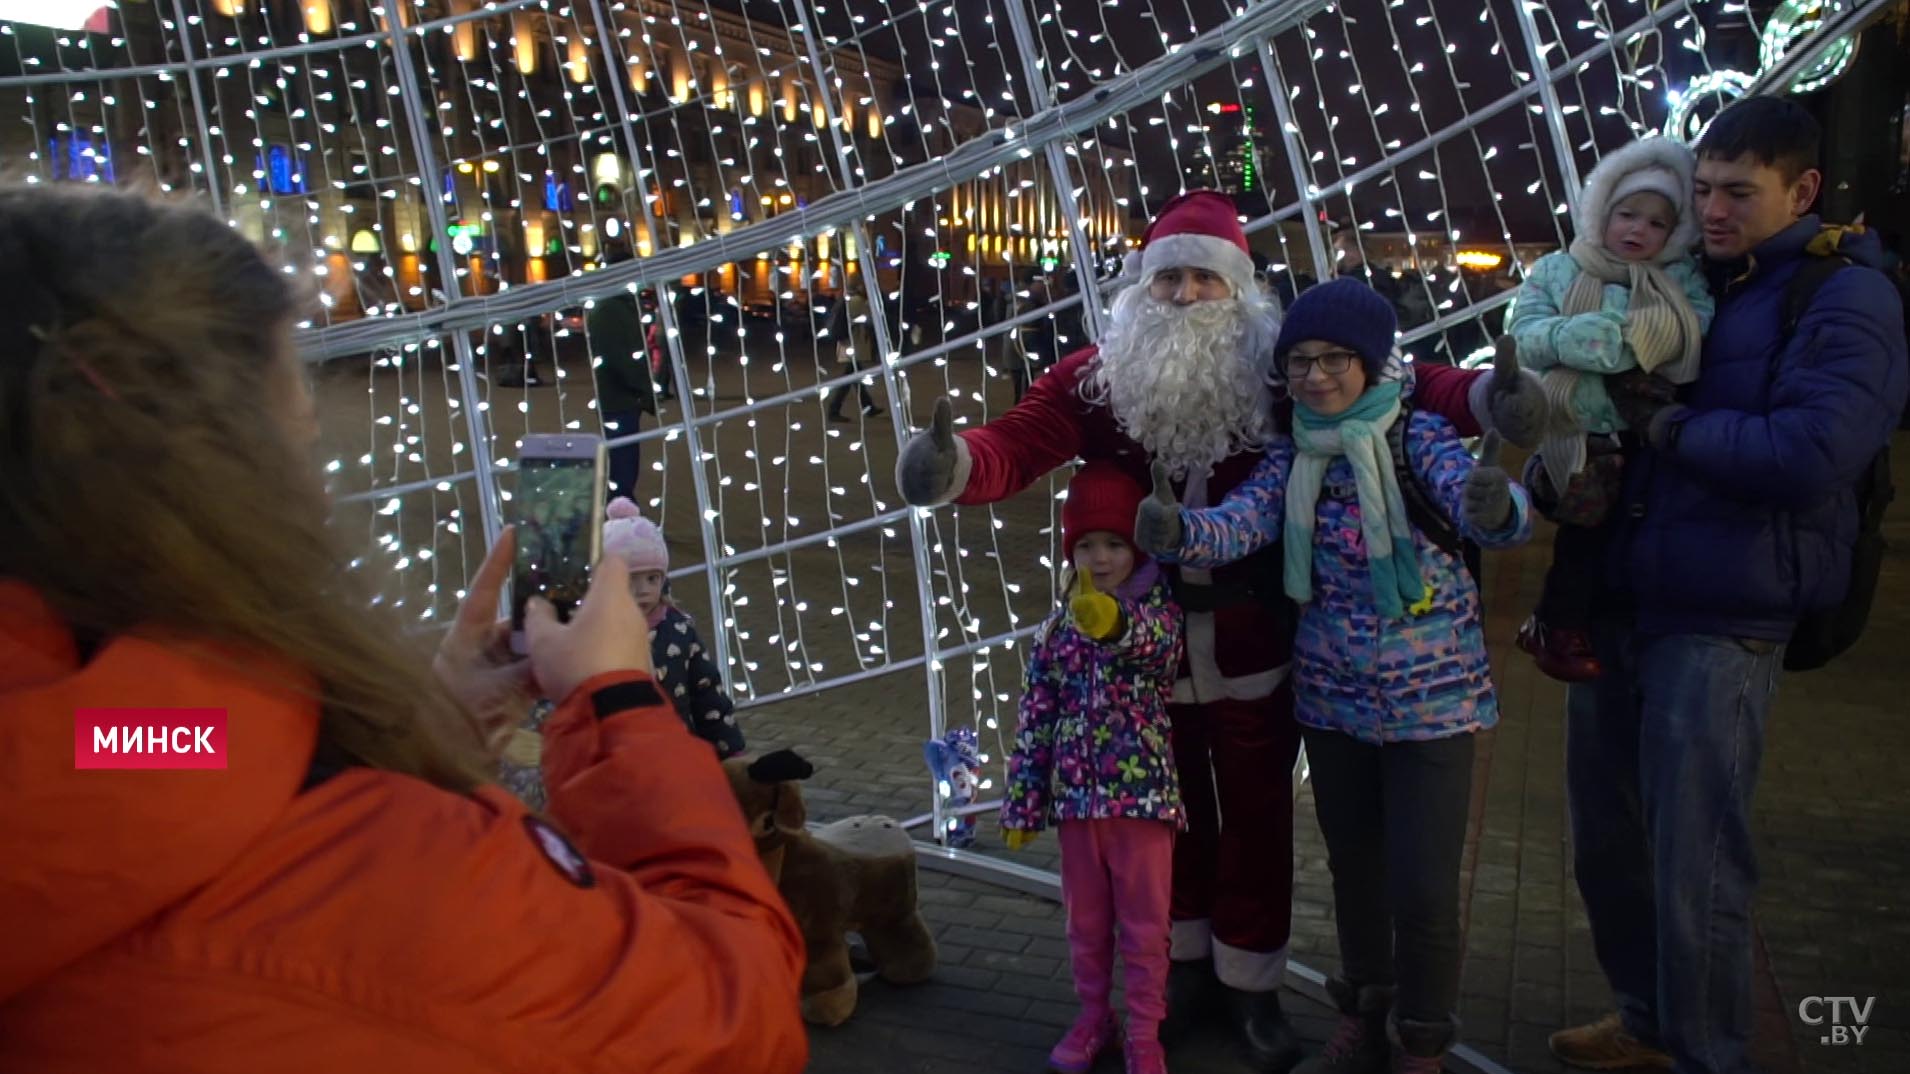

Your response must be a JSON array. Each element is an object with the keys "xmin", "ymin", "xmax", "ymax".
[{"xmin": 1548, "ymin": 1014, "xmax": 1673, "ymax": 1071}]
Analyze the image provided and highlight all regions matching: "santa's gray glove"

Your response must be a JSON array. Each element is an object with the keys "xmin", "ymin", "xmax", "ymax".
[
  {"xmin": 1133, "ymin": 462, "xmax": 1183, "ymax": 556},
  {"xmin": 896, "ymin": 397, "xmax": 962, "ymax": 505},
  {"xmin": 1482, "ymin": 336, "xmax": 1547, "ymax": 450},
  {"xmin": 1462, "ymin": 431, "xmax": 1515, "ymax": 532}
]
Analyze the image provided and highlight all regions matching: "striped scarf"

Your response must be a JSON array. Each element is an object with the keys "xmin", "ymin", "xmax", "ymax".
[
  {"xmin": 1538, "ymin": 236, "xmax": 1703, "ymax": 489},
  {"xmin": 1288, "ymin": 379, "xmax": 1425, "ymax": 620}
]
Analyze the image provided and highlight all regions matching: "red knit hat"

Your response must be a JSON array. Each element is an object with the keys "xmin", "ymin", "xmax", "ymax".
[
  {"xmin": 1125, "ymin": 189, "xmax": 1256, "ymax": 296},
  {"xmin": 1062, "ymin": 461, "xmax": 1148, "ymax": 555}
]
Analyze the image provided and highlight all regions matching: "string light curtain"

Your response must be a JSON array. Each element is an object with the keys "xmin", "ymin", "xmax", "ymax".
[{"xmin": 0, "ymin": 0, "xmax": 1886, "ymax": 843}]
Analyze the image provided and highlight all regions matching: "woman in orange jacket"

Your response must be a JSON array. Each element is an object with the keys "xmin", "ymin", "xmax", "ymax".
[{"xmin": 0, "ymin": 186, "xmax": 807, "ymax": 1073}]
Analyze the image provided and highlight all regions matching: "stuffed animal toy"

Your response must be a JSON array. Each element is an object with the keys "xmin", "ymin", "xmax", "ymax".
[
  {"xmin": 923, "ymin": 727, "xmax": 982, "ymax": 849},
  {"xmin": 724, "ymin": 749, "xmax": 937, "ymax": 1026}
]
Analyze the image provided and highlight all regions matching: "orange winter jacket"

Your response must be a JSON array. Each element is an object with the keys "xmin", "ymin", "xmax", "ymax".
[{"xmin": 0, "ymin": 580, "xmax": 807, "ymax": 1073}]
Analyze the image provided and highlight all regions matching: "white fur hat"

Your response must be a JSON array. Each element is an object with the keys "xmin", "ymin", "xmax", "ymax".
[{"xmin": 1576, "ymin": 136, "xmax": 1701, "ymax": 263}]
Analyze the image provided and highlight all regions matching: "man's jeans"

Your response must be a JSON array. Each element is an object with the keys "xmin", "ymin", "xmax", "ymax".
[{"xmin": 1566, "ymin": 625, "xmax": 1784, "ymax": 1074}]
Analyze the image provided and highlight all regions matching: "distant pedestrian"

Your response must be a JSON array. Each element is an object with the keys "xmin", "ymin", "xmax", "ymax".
[
  {"xmin": 587, "ymin": 244, "xmax": 657, "ymax": 500},
  {"xmin": 824, "ymin": 290, "xmax": 884, "ymax": 423}
]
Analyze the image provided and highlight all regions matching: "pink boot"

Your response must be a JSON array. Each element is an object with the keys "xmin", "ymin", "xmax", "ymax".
[
  {"xmin": 1048, "ymin": 1010, "xmax": 1118, "ymax": 1074},
  {"xmin": 1123, "ymin": 1026, "xmax": 1170, "ymax": 1074}
]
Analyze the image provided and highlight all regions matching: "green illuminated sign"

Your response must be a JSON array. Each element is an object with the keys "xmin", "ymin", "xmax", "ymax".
[{"xmin": 1242, "ymin": 104, "xmax": 1256, "ymax": 193}]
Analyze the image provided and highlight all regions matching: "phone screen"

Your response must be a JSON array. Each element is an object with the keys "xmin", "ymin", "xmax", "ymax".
[{"xmin": 511, "ymin": 454, "xmax": 600, "ymax": 630}]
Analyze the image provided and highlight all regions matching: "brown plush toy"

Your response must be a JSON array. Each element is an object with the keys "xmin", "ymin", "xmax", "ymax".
[{"xmin": 723, "ymin": 748, "xmax": 937, "ymax": 1026}]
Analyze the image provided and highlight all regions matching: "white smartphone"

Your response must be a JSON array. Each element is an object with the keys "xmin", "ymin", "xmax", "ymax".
[{"xmin": 509, "ymin": 433, "xmax": 607, "ymax": 655}]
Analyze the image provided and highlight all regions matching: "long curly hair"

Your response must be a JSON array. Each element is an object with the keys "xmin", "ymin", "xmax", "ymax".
[{"xmin": 0, "ymin": 184, "xmax": 488, "ymax": 792}]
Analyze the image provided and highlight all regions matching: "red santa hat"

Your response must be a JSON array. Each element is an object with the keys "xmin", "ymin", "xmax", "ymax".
[{"xmin": 1122, "ymin": 190, "xmax": 1256, "ymax": 297}]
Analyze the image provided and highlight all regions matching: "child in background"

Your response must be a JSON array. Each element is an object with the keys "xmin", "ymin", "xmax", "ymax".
[
  {"xmin": 498, "ymin": 497, "xmax": 743, "ymax": 808},
  {"xmin": 600, "ymin": 497, "xmax": 745, "ymax": 757},
  {"xmin": 1000, "ymin": 461, "xmax": 1185, "ymax": 1074},
  {"xmin": 1505, "ymin": 136, "xmax": 1714, "ymax": 682},
  {"xmin": 1135, "ymin": 278, "xmax": 1531, "ymax": 1074}
]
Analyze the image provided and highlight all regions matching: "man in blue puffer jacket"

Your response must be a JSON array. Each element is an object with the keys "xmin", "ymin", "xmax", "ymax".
[{"xmin": 1549, "ymin": 97, "xmax": 1908, "ymax": 1074}]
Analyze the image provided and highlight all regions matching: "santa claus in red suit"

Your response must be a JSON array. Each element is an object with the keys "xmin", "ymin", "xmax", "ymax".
[{"xmin": 897, "ymin": 191, "xmax": 1543, "ymax": 1070}]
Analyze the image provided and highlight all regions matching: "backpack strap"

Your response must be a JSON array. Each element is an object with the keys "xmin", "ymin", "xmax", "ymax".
[
  {"xmin": 1778, "ymin": 253, "xmax": 1852, "ymax": 346},
  {"xmin": 1387, "ymin": 402, "xmax": 1466, "ymax": 560}
]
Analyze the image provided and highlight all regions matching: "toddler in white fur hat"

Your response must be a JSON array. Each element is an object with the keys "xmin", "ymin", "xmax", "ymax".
[{"xmin": 1503, "ymin": 135, "xmax": 1716, "ymax": 684}]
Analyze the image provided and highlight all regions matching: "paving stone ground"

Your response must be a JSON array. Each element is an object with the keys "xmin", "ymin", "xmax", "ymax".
[{"xmin": 312, "ymin": 336, "xmax": 1910, "ymax": 1073}]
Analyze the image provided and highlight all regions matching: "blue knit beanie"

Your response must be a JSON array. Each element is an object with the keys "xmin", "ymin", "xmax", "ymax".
[{"xmin": 1272, "ymin": 276, "xmax": 1399, "ymax": 374}]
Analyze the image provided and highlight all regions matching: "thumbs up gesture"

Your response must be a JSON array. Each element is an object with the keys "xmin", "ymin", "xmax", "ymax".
[
  {"xmin": 1462, "ymin": 430, "xmax": 1515, "ymax": 532},
  {"xmin": 896, "ymin": 396, "xmax": 962, "ymax": 505},
  {"xmin": 1485, "ymin": 335, "xmax": 1546, "ymax": 450},
  {"xmin": 1133, "ymin": 461, "xmax": 1183, "ymax": 556},
  {"xmin": 1069, "ymin": 569, "xmax": 1123, "ymax": 641}
]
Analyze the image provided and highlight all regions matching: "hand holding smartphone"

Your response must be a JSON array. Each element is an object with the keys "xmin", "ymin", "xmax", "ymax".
[
  {"xmin": 521, "ymin": 553, "xmax": 659, "ymax": 705},
  {"xmin": 510, "ymin": 433, "xmax": 607, "ymax": 655}
]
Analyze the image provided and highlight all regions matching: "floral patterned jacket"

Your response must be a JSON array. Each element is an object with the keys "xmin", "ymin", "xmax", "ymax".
[
  {"xmin": 1169, "ymin": 410, "xmax": 1532, "ymax": 745},
  {"xmin": 999, "ymin": 563, "xmax": 1185, "ymax": 831}
]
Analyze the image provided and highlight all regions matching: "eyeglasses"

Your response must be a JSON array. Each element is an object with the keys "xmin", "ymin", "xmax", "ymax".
[{"xmin": 1283, "ymin": 349, "xmax": 1359, "ymax": 377}]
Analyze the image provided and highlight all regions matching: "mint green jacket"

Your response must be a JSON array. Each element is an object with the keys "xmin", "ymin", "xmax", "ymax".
[{"xmin": 1505, "ymin": 250, "xmax": 1714, "ymax": 434}]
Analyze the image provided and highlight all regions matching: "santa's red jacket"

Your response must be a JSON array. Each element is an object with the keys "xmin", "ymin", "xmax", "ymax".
[{"xmin": 953, "ymin": 346, "xmax": 1485, "ymax": 699}]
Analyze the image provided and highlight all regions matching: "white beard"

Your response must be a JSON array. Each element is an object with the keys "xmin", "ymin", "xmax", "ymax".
[{"xmin": 1082, "ymin": 285, "xmax": 1279, "ymax": 479}]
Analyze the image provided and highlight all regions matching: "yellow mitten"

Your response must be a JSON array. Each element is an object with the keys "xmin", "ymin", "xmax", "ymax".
[
  {"xmin": 1004, "ymin": 828, "xmax": 1039, "ymax": 851},
  {"xmin": 1069, "ymin": 571, "xmax": 1122, "ymax": 641}
]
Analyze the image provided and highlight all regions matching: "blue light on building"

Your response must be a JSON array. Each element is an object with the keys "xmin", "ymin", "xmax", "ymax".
[
  {"xmin": 255, "ymin": 145, "xmax": 308, "ymax": 195},
  {"xmin": 49, "ymin": 134, "xmax": 115, "ymax": 182}
]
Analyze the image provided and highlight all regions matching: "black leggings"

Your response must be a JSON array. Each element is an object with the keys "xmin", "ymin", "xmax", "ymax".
[{"xmin": 1303, "ymin": 726, "xmax": 1475, "ymax": 1022}]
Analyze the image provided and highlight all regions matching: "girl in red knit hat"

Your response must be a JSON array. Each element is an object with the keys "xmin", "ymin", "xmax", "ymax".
[{"xmin": 999, "ymin": 461, "xmax": 1187, "ymax": 1074}]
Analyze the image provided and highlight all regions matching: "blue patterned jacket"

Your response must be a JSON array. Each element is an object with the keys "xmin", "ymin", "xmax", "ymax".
[{"xmin": 1165, "ymin": 410, "xmax": 1532, "ymax": 744}]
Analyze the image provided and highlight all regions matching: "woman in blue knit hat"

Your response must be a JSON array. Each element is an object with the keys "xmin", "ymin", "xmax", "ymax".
[{"xmin": 1134, "ymin": 276, "xmax": 1533, "ymax": 1074}]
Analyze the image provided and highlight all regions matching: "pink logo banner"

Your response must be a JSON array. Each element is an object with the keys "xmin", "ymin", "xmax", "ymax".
[{"xmin": 75, "ymin": 709, "xmax": 229, "ymax": 770}]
